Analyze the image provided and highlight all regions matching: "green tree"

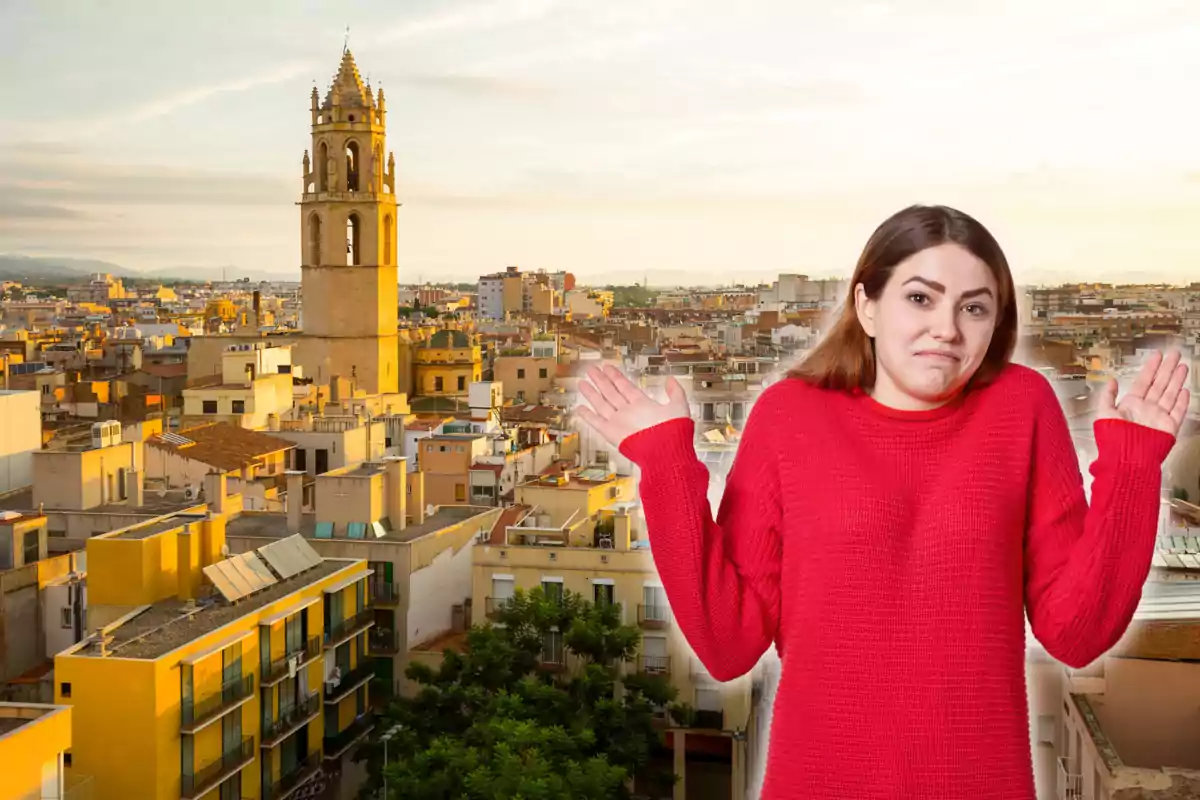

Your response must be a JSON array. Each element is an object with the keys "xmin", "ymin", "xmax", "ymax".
[{"xmin": 356, "ymin": 587, "xmax": 678, "ymax": 799}]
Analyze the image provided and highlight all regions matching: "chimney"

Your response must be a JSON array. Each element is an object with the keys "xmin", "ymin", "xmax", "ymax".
[
  {"xmin": 267, "ymin": 413, "xmax": 280, "ymax": 432},
  {"xmin": 613, "ymin": 509, "xmax": 632, "ymax": 552},
  {"xmin": 203, "ymin": 472, "xmax": 227, "ymax": 515},
  {"xmin": 286, "ymin": 470, "xmax": 305, "ymax": 533},
  {"xmin": 384, "ymin": 457, "xmax": 407, "ymax": 532},
  {"xmin": 252, "ymin": 290, "xmax": 261, "ymax": 328},
  {"xmin": 409, "ymin": 469, "xmax": 426, "ymax": 525},
  {"xmin": 126, "ymin": 469, "xmax": 144, "ymax": 508}
]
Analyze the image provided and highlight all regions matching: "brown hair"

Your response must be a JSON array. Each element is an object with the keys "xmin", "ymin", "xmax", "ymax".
[{"xmin": 787, "ymin": 204, "xmax": 1018, "ymax": 392}]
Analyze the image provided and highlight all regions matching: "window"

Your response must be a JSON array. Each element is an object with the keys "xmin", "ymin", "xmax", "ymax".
[
  {"xmin": 457, "ymin": 376, "xmax": 465, "ymax": 391},
  {"xmin": 516, "ymin": 391, "xmax": 525, "ymax": 403},
  {"xmin": 541, "ymin": 579, "xmax": 563, "ymax": 604},
  {"xmin": 231, "ymin": 400, "xmax": 245, "ymax": 414},
  {"xmin": 434, "ymin": 376, "xmax": 444, "ymax": 392},
  {"xmin": 22, "ymin": 533, "xmax": 38, "ymax": 565},
  {"xmin": 295, "ymin": 448, "xmax": 307, "ymax": 472},
  {"xmin": 117, "ymin": 468, "xmax": 127, "ymax": 501},
  {"xmin": 454, "ymin": 484, "xmax": 465, "ymax": 502},
  {"xmin": 60, "ymin": 608, "xmax": 72, "ymax": 629},
  {"xmin": 542, "ymin": 630, "xmax": 564, "ymax": 664},
  {"xmin": 593, "ymin": 582, "xmax": 614, "ymax": 606},
  {"xmin": 63, "ymin": 752, "xmax": 72, "ymax": 768},
  {"xmin": 60, "ymin": 682, "xmax": 71, "ymax": 698},
  {"xmin": 517, "ymin": 368, "xmax": 526, "ymax": 379},
  {"xmin": 202, "ymin": 400, "xmax": 218, "ymax": 414}
]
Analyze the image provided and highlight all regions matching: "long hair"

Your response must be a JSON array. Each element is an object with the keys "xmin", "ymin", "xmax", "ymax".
[{"xmin": 788, "ymin": 204, "xmax": 1018, "ymax": 392}]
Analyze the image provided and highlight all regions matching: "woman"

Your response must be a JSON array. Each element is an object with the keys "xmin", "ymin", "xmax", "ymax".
[{"xmin": 575, "ymin": 204, "xmax": 1189, "ymax": 800}]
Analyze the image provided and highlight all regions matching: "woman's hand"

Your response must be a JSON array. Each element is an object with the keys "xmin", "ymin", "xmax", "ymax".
[
  {"xmin": 575, "ymin": 365, "xmax": 692, "ymax": 449},
  {"xmin": 1096, "ymin": 349, "xmax": 1190, "ymax": 437}
]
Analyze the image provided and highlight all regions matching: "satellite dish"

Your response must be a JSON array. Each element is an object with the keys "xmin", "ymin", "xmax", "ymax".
[
  {"xmin": 425, "ymin": 504, "xmax": 435, "ymax": 518},
  {"xmin": 220, "ymin": 543, "xmax": 230, "ymax": 558}
]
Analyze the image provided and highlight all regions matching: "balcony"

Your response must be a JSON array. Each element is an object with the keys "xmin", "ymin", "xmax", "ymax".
[
  {"xmin": 262, "ymin": 752, "xmax": 321, "ymax": 800},
  {"xmin": 324, "ymin": 609, "xmax": 374, "ymax": 649},
  {"xmin": 181, "ymin": 736, "xmax": 254, "ymax": 800},
  {"xmin": 324, "ymin": 661, "xmax": 375, "ymax": 705},
  {"xmin": 181, "ymin": 674, "xmax": 255, "ymax": 734},
  {"xmin": 637, "ymin": 604, "xmax": 671, "ymax": 630},
  {"xmin": 1056, "ymin": 757, "xmax": 1083, "ymax": 800},
  {"xmin": 371, "ymin": 582, "xmax": 400, "ymax": 606},
  {"xmin": 368, "ymin": 629, "xmax": 401, "ymax": 655},
  {"xmin": 485, "ymin": 596, "xmax": 510, "ymax": 620},
  {"xmin": 323, "ymin": 711, "xmax": 375, "ymax": 762},
  {"xmin": 694, "ymin": 709, "xmax": 724, "ymax": 730},
  {"xmin": 262, "ymin": 637, "xmax": 322, "ymax": 687},
  {"xmin": 261, "ymin": 693, "xmax": 321, "ymax": 749},
  {"xmin": 637, "ymin": 655, "xmax": 671, "ymax": 676}
]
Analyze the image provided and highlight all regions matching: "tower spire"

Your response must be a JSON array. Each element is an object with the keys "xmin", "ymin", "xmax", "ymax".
[{"xmin": 343, "ymin": 25, "xmax": 350, "ymax": 54}]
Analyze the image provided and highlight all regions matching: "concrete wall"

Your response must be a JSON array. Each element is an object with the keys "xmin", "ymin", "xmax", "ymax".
[
  {"xmin": 0, "ymin": 391, "xmax": 40, "ymax": 494},
  {"xmin": 1, "ymin": 565, "xmax": 41, "ymax": 682},
  {"xmin": 408, "ymin": 532, "xmax": 475, "ymax": 649},
  {"xmin": 32, "ymin": 443, "xmax": 137, "ymax": 511},
  {"xmin": 1094, "ymin": 657, "xmax": 1200, "ymax": 770}
]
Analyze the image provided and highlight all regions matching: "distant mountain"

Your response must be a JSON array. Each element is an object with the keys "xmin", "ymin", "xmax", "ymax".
[
  {"xmin": 0, "ymin": 255, "xmax": 135, "ymax": 282},
  {"xmin": 0, "ymin": 255, "xmax": 295, "ymax": 284}
]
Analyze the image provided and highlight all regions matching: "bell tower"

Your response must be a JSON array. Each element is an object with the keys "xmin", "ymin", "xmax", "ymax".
[{"xmin": 298, "ymin": 47, "xmax": 399, "ymax": 395}]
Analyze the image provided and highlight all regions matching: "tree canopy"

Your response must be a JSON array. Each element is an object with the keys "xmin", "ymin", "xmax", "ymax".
[{"xmin": 356, "ymin": 587, "xmax": 683, "ymax": 800}]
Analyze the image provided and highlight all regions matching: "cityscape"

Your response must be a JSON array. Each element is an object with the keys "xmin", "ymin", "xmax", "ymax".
[{"xmin": 3, "ymin": 11, "xmax": 1200, "ymax": 800}]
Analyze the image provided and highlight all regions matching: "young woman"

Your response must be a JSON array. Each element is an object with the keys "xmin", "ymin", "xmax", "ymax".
[{"xmin": 575, "ymin": 204, "xmax": 1189, "ymax": 799}]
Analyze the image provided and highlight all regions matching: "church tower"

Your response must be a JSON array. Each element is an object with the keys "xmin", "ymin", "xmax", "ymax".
[{"xmin": 298, "ymin": 47, "xmax": 399, "ymax": 395}]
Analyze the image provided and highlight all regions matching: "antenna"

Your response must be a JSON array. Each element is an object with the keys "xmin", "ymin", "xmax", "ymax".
[{"xmin": 344, "ymin": 25, "xmax": 351, "ymax": 53}]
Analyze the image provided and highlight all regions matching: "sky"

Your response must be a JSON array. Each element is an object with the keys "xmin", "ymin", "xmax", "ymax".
[{"xmin": 2, "ymin": 0, "xmax": 1200, "ymax": 286}]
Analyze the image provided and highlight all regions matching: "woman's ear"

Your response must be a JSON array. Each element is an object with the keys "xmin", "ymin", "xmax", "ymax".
[{"xmin": 854, "ymin": 282, "xmax": 876, "ymax": 339}]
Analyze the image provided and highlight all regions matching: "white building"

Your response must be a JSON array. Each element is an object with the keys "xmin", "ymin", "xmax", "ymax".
[{"xmin": 0, "ymin": 391, "xmax": 40, "ymax": 495}]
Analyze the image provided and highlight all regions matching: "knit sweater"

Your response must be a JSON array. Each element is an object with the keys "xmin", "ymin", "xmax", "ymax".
[{"xmin": 617, "ymin": 362, "xmax": 1176, "ymax": 800}]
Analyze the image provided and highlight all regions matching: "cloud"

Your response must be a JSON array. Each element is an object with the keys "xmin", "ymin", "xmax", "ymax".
[
  {"xmin": 69, "ymin": 61, "xmax": 312, "ymax": 138},
  {"xmin": 0, "ymin": 197, "xmax": 84, "ymax": 223},
  {"xmin": 0, "ymin": 153, "xmax": 292, "ymax": 207},
  {"xmin": 395, "ymin": 72, "xmax": 556, "ymax": 99},
  {"xmin": 368, "ymin": 0, "xmax": 561, "ymax": 44}
]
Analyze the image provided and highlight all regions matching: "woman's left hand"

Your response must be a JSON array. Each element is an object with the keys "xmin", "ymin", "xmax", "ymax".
[{"xmin": 1096, "ymin": 349, "xmax": 1190, "ymax": 437}]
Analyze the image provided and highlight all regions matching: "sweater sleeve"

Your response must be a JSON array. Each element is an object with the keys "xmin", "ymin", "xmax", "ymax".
[
  {"xmin": 617, "ymin": 386, "xmax": 783, "ymax": 682},
  {"xmin": 1023, "ymin": 379, "xmax": 1176, "ymax": 668}
]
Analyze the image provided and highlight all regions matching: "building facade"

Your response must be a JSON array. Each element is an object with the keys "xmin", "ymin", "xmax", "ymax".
[{"xmin": 296, "ymin": 48, "xmax": 400, "ymax": 395}]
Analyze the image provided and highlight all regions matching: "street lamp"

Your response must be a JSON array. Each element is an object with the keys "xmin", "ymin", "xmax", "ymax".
[{"xmin": 380, "ymin": 723, "xmax": 403, "ymax": 800}]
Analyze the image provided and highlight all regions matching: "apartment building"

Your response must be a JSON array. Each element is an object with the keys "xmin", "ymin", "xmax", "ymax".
[
  {"xmin": 0, "ymin": 702, "xmax": 76, "ymax": 800},
  {"xmin": 145, "ymin": 423, "xmax": 294, "ymax": 503},
  {"xmin": 32, "ymin": 423, "xmax": 138, "ymax": 512},
  {"xmin": 472, "ymin": 467, "xmax": 754, "ymax": 800},
  {"xmin": 182, "ymin": 343, "xmax": 295, "ymax": 430},
  {"xmin": 413, "ymin": 330, "xmax": 483, "ymax": 398},
  {"xmin": 0, "ymin": 390, "xmax": 39, "ymax": 496},
  {"xmin": 419, "ymin": 433, "xmax": 492, "ymax": 506},
  {"xmin": 224, "ymin": 459, "xmax": 503, "ymax": 699},
  {"xmin": 1044, "ymin": 580, "xmax": 1200, "ymax": 800},
  {"xmin": 55, "ymin": 510, "xmax": 374, "ymax": 800}
]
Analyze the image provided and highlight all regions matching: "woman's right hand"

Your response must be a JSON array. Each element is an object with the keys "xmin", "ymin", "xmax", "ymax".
[{"xmin": 574, "ymin": 365, "xmax": 692, "ymax": 449}]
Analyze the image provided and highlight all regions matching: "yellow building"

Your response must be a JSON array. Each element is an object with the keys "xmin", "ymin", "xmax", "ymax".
[
  {"xmin": 55, "ymin": 509, "xmax": 375, "ymax": 800},
  {"xmin": 413, "ymin": 330, "xmax": 482, "ymax": 397},
  {"xmin": 470, "ymin": 467, "xmax": 754, "ymax": 800},
  {"xmin": 0, "ymin": 703, "xmax": 76, "ymax": 800}
]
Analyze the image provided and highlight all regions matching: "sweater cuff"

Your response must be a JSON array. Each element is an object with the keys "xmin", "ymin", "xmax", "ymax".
[
  {"xmin": 1094, "ymin": 418, "xmax": 1176, "ymax": 466},
  {"xmin": 618, "ymin": 417, "xmax": 697, "ymax": 469}
]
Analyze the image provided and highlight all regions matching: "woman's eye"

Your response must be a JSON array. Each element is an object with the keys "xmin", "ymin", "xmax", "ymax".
[
  {"xmin": 965, "ymin": 304, "xmax": 989, "ymax": 316},
  {"xmin": 907, "ymin": 293, "xmax": 928, "ymax": 305}
]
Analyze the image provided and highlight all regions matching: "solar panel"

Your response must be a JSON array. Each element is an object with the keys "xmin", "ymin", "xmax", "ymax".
[
  {"xmin": 241, "ymin": 552, "xmax": 278, "ymax": 587},
  {"xmin": 292, "ymin": 535, "xmax": 322, "ymax": 570},
  {"xmin": 371, "ymin": 521, "xmax": 387, "ymax": 539},
  {"xmin": 203, "ymin": 562, "xmax": 247, "ymax": 603},
  {"xmin": 314, "ymin": 522, "xmax": 333, "ymax": 539},
  {"xmin": 227, "ymin": 554, "xmax": 265, "ymax": 592},
  {"xmin": 160, "ymin": 432, "xmax": 194, "ymax": 446},
  {"xmin": 275, "ymin": 537, "xmax": 309, "ymax": 575},
  {"xmin": 258, "ymin": 539, "xmax": 302, "ymax": 580},
  {"xmin": 216, "ymin": 559, "xmax": 256, "ymax": 596},
  {"xmin": 347, "ymin": 522, "xmax": 366, "ymax": 540}
]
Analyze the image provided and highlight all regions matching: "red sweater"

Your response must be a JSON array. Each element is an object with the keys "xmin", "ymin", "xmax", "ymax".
[{"xmin": 618, "ymin": 363, "xmax": 1175, "ymax": 799}]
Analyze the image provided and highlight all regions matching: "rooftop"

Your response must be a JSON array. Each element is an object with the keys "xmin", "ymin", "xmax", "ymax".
[
  {"xmin": 0, "ymin": 703, "xmax": 66, "ymax": 739},
  {"xmin": 107, "ymin": 513, "xmax": 207, "ymax": 541},
  {"xmin": 76, "ymin": 558, "xmax": 350, "ymax": 660},
  {"xmin": 148, "ymin": 423, "xmax": 294, "ymax": 471},
  {"xmin": 225, "ymin": 505, "xmax": 490, "ymax": 545}
]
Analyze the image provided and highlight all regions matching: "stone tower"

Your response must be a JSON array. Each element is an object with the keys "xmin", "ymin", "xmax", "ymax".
[{"xmin": 297, "ymin": 47, "xmax": 399, "ymax": 395}]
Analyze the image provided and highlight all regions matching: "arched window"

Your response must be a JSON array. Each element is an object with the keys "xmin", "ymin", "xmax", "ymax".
[
  {"xmin": 346, "ymin": 213, "xmax": 361, "ymax": 266},
  {"xmin": 383, "ymin": 215, "xmax": 393, "ymax": 266},
  {"xmin": 317, "ymin": 142, "xmax": 328, "ymax": 192},
  {"xmin": 374, "ymin": 143, "xmax": 383, "ymax": 191},
  {"xmin": 346, "ymin": 141, "xmax": 360, "ymax": 192},
  {"xmin": 309, "ymin": 213, "xmax": 322, "ymax": 266}
]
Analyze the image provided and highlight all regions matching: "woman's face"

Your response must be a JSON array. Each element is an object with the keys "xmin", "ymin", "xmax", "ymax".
[{"xmin": 854, "ymin": 243, "xmax": 1000, "ymax": 410}]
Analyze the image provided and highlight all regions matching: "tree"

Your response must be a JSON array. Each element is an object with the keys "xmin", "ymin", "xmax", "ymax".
[{"xmin": 356, "ymin": 587, "xmax": 679, "ymax": 799}]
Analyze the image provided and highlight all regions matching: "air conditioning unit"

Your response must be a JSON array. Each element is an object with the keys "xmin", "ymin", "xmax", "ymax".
[{"xmin": 183, "ymin": 485, "xmax": 198, "ymax": 501}]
